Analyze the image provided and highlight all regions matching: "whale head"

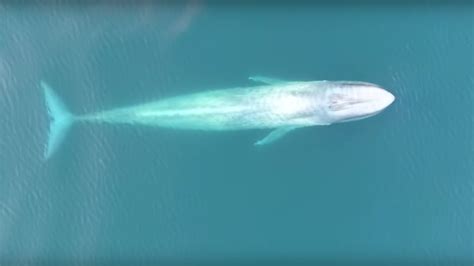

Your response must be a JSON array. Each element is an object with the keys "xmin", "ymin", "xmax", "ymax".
[{"xmin": 324, "ymin": 81, "xmax": 395, "ymax": 123}]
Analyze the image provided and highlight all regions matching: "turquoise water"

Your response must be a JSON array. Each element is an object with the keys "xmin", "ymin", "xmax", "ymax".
[{"xmin": 1, "ymin": 2, "xmax": 473, "ymax": 265}]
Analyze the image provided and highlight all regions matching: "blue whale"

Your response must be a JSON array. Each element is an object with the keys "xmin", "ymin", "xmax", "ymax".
[{"xmin": 42, "ymin": 76, "xmax": 395, "ymax": 159}]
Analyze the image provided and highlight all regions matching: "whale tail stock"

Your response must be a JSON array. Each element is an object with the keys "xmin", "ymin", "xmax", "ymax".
[{"xmin": 41, "ymin": 81, "xmax": 75, "ymax": 160}]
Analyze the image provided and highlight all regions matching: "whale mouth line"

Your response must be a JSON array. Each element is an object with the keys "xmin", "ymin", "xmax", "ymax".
[
  {"xmin": 338, "ymin": 111, "xmax": 381, "ymax": 123},
  {"xmin": 336, "ymin": 81, "xmax": 383, "ymax": 88},
  {"xmin": 329, "ymin": 100, "xmax": 367, "ymax": 111}
]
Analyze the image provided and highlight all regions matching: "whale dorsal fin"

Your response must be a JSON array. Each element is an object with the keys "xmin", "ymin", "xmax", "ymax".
[
  {"xmin": 249, "ymin": 76, "xmax": 288, "ymax": 85},
  {"xmin": 254, "ymin": 126, "xmax": 298, "ymax": 146}
]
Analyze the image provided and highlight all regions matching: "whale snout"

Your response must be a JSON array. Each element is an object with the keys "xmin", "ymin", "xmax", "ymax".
[
  {"xmin": 370, "ymin": 86, "xmax": 396, "ymax": 112},
  {"xmin": 326, "ymin": 82, "xmax": 395, "ymax": 123}
]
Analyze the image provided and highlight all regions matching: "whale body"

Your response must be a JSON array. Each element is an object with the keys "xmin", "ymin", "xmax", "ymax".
[{"xmin": 42, "ymin": 76, "xmax": 395, "ymax": 159}]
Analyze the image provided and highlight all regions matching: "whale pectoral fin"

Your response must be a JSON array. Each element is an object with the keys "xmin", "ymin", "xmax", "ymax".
[
  {"xmin": 254, "ymin": 127, "xmax": 298, "ymax": 146},
  {"xmin": 249, "ymin": 76, "xmax": 287, "ymax": 85}
]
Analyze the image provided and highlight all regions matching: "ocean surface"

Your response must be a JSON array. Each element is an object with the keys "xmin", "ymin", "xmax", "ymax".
[{"xmin": 0, "ymin": 2, "xmax": 473, "ymax": 265}]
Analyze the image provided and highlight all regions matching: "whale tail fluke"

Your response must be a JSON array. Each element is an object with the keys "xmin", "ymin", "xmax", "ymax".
[{"xmin": 41, "ymin": 81, "xmax": 75, "ymax": 160}]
